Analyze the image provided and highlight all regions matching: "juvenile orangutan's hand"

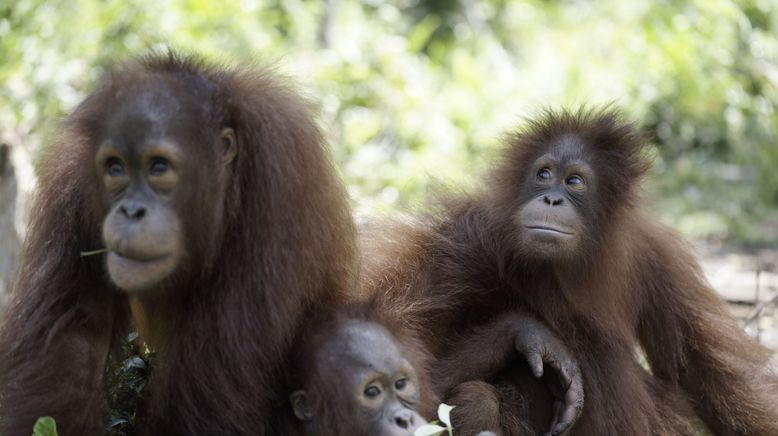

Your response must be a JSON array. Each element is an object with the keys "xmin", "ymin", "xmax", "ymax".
[{"xmin": 513, "ymin": 316, "xmax": 584, "ymax": 436}]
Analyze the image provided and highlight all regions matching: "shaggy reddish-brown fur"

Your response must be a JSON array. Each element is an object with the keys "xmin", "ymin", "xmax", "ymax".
[
  {"xmin": 0, "ymin": 52, "xmax": 356, "ymax": 435},
  {"xmin": 360, "ymin": 108, "xmax": 778, "ymax": 435}
]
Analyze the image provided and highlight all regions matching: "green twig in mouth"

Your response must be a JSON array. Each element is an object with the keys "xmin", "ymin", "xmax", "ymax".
[{"xmin": 80, "ymin": 248, "xmax": 109, "ymax": 257}]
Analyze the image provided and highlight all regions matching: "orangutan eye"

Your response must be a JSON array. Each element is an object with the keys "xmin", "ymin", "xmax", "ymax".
[
  {"xmin": 566, "ymin": 175, "xmax": 584, "ymax": 185},
  {"xmin": 394, "ymin": 378, "xmax": 408, "ymax": 390},
  {"xmin": 149, "ymin": 158, "xmax": 170, "ymax": 176},
  {"xmin": 364, "ymin": 385, "xmax": 381, "ymax": 398},
  {"xmin": 106, "ymin": 159, "xmax": 125, "ymax": 177},
  {"xmin": 537, "ymin": 168, "xmax": 552, "ymax": 180}
]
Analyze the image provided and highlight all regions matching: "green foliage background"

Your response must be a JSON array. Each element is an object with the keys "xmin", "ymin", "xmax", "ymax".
[{"xmin": 1, "ymin": 0, "xmax": 777, "ymax": 244}]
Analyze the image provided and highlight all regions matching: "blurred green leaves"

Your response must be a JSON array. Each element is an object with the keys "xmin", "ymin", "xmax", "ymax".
[{"xmin": 1, "ymin": 0, "xmax": 776, "ymax": 243}]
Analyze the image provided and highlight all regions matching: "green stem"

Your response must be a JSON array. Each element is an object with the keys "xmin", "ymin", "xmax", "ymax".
[{"xmin": 80, "ymin": 248, "xmax": 109, "ymax": 257}]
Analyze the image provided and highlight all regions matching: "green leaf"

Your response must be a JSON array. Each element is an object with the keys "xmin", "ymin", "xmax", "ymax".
[
  {"xmin": 414, "ymin": 423, "xmax": 447, "ymax": 436},
  {"xmin": 121, "ymin": 356, "xmax": 147, "ymax": 372},
  {"xmin": 437, "ymin": 403, "xmax": 454, "ymax": 427},
  {"xmin": 32, "ymin": 417, "xmax": 58, "ymax": 436},
  {"xmin": 108, "ymin": 417, "xmax": 130, "ymax": 429},
  {"xmin": 407, "ymin": 14, "xmax": 441, "ymax": 53}
]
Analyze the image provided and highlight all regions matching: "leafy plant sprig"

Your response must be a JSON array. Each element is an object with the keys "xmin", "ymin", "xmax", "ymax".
[
  {"xmin": 105, "ymin": 332, "xmax": 155, "ymax": 436},
  {"xmin": 414, "ymin": 403, "xmax": 455, "ymax": 436}
]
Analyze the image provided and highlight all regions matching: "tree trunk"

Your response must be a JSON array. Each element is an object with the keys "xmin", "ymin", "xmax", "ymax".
[{"xmin": 0, "ymin": 144, "xmax": 20, "ymax": 312}]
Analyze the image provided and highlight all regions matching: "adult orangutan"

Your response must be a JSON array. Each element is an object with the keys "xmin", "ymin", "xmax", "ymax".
[
  {"xmin": 0, "ymin": 52, "xmax": 356, "ymax": 435},
  {"xmin": 360, "ymin": 108, "xmax": 778, "ymax": 435}
]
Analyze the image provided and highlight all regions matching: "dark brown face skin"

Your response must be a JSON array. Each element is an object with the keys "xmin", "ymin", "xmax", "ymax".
[
  {"xmin": 96, "ymin": 85, "xmax": 237, "ymax": 293},
  {"xmin": 515, "ymin": 134, "xmax": 596, "ymax": 261},
  {"xmin": 290, "ymin": 321, "xmax": 428, "ymax": 436}
]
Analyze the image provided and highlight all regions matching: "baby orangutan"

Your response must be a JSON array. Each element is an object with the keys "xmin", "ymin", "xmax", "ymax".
[{"xmin": 286, "ymin": 314, "xmax": 432, "ymax": 436}]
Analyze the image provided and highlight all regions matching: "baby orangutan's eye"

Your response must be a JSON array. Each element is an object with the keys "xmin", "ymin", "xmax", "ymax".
[{"xmin": 364, "ymin": 385, "xmax": 381, "ymax": 398}]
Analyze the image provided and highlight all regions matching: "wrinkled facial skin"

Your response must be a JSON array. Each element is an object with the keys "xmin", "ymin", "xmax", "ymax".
[
  {"xmin": 291, "ymin": 321, "xmax": 428, "ymax": 436},
  {"xmin": 99, "ymin": 135, "xmax": 185, "ymax": 292},
  {"xmin": 97, "ymin": 86, "xmax": 236, "ymax": 293},
  {"xmin": 515, "ymin": 134, "xmax": 595, "ymax": 260}
]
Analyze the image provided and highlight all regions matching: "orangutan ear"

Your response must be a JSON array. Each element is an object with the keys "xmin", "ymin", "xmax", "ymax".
[
  {"xmin": 290, "ymin": 390, "xmax": 314, "ymax": 422},
  {"xmin": 220, "ymin": 128, "xmax": 238, "ymax": 165}
]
